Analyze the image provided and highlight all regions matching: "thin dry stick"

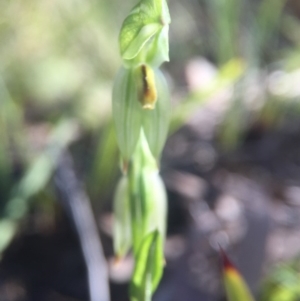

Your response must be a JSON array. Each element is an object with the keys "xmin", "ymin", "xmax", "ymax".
[{"xmin": 54, "ymin": 151, "xmax": 110, "ymax": 301}]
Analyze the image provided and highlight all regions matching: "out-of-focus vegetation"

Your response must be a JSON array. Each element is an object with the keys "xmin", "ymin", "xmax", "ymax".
[
  {"xmin": 171, "ymin": 0, "xmax": 300, "ymax": 147},
  {"xmin": 260, "ymin": 258, "xmax": 300, "ymax": 301},
  {"xmin": 1, "ymin": 0, "xmax": 300, "ymax": 299},
  {"xmin": 0, "ymin": 0, "xmax": 126, "ymax": 250}
]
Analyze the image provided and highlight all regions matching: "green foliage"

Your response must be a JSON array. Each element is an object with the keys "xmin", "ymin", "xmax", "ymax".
[
  {"xmin": 113, "ymin": 129, "xmax": 167, "ymax": 258},
  {"xmin": 1, "ymin": 0, "xmax": 300, "ymax": 300},
  {"xmin": 260, "ymin": 259, "xmax": 300, "ymax": 301},
  {"xmin": 0, "ymin": 0, "xmax": 120, "ymax": 239},
  {"xmin": 170, "ymin": 58, "xmax": 245, "ymax": 133},
  {"xmin": 112, "ymin": 0, "xmax": 170, "ymax": 299}
]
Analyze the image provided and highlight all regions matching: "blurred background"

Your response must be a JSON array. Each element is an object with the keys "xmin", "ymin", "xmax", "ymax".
[{"xmin": 1, "ymin": 0, "xmax": 300, "ymax": 300}]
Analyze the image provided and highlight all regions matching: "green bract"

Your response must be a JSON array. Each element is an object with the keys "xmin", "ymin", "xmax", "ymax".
[
  {"xmin": 112, "ymin": 66, "xmax": 170, "ymax": 162},
  {"xmin": 130, "ymin": 230, "xmax": 164, "ymax": 301},
  {"xmin": 119, "ymin": 0, "xmax": 170, "ymax": 67},
  {"xmin": 113, "ymin": 177, "xmax": 132, "ymax": 258}
]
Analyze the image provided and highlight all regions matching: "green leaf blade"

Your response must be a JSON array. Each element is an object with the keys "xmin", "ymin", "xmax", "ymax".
[{"xmin": 221, "ymin": 249, "xmax": 256, "ymax": 301}]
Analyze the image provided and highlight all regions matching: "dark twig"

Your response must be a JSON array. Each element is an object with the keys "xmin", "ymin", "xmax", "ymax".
[{"xmin": 54, "ymin": 151, "xmax": 110, "ymax": 301}]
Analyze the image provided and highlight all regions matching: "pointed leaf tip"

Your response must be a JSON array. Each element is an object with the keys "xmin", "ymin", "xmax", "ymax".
[
  {"xmin": 220, "ymin": 247, "xmax": 236, "ymax": 271},
  {"xmin": 220, "ymin": 248, "xmax": 256, "ymax": 301}
]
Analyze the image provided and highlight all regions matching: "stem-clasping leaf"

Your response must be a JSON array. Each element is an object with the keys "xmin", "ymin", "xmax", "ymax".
[
  {"xmin": 119, "ymin": 0, "xmax": 170, "ymax": 67},
  {"xmin": 113, "ymin": 177, "xmax": 132, "ymax": 258},
  {"xmin": 130, "ymin": 230, "xmax": 164, "ymax": 301},
  {"xmin": 221, "ymin": 249, "xmax": 256, "ymax": 301}
]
